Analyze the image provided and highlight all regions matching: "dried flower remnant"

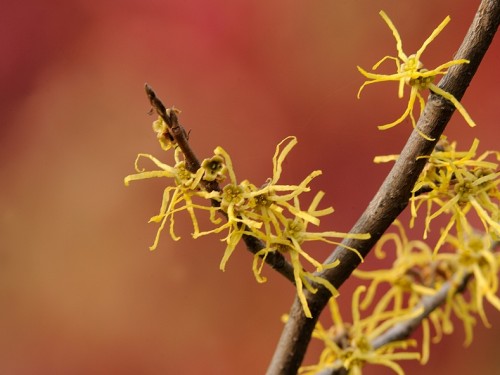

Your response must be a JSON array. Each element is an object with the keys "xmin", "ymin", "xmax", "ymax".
[{"xmin": 201, "ymin": 155, "xmax": 227, "ymax": 183}]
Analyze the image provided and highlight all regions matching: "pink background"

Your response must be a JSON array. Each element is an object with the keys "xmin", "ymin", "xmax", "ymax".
[{"xmin": 1, "ymin": 0, "xmax": 499, "ymax": 374}]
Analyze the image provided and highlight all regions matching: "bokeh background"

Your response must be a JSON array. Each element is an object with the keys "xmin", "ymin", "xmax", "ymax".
[{"xmin": 1, "ymin": 0, "xmax": 499, "ymax": 374}]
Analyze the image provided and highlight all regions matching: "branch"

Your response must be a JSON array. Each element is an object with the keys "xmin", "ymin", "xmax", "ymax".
[
  {"xmin": 144, "ymin": 83, "xmax": 297, "ymax": 283},
  {"xmin": 370, "ymin": 274, "xmax": 470, "ymax": 351},
  {"xmin": 266, "ymin": 1, "xmax": 500, "ymax": 373}
]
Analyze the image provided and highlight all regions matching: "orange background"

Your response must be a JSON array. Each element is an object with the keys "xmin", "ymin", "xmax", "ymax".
[{"xmin": 1, "ymin": 0, "xmax": 499, "ymax": 374}]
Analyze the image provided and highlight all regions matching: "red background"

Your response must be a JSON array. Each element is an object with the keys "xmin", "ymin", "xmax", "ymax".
[{"xmin": 1, "ymin": 0, "xmax": 499, "ymax": 374}]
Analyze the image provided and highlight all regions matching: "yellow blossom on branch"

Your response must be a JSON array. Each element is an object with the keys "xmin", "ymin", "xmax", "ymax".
[
  {"xmin": 125, "ymin": 127, "xmax": 371, "ymax": 318},
  {"xmin": 353, "ymin": 221, "xmax": 450, "ymax": 363},
  {"xmin": 375, "ymin": 137, "xmax": 500, "ymax": 253},
  {"xmin": 194, "ymin": 136, "xmax": 370, "ymax": 317},
  {"xmin": 124, "ymin": 148, "xmax": 217, "ymax": 249},
  {"xmin": 252, "ymin": 191, "xmax": 369, "ymax": 318},
  {"xmin": 299, "ymin": 286, "xmax": 421, "ymax": 375},
  {"xmin": 357, "ymin": 11, "xmax": 475, "ymax": 140},
  {"xmin": 193, "ymin": 143, "xmax": 266, "ymax": 271},
  {"xmin": 354, "ymin": 221, "xmax": 437, "ymax": 312},
  {"xmin": 436, "ymin": 232, "xmax": 500, "ymax": 334},
  {"xmin": 411, "ymin": 138, "xmax": 500, "ymax": 252}
]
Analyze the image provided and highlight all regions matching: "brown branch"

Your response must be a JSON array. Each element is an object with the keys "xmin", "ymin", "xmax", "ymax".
[
  {"xmin": 144, "ymin": 83, "xmax": 296, "ymax": 283},
  {"xmin": 266, "ymin": 1, "xmax": 500, "ymax": 373}
]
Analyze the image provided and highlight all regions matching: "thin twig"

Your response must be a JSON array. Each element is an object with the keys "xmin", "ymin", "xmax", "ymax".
[
  {"xmin": 144, "ymin": 83, "xmax": 296, "ymax": 283},
  {"xmin": 266, "ymin": 1, "xmax": 500, "ymax": 373}
]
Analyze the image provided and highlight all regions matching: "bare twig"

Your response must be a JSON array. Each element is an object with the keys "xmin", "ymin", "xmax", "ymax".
[
  {"xmin": 266, "ymin": 1, "xmax": 500, "ymax": 373},
  {"xmin": 144, "ymin": 83, "xmax": 297, "ymax": 283}
]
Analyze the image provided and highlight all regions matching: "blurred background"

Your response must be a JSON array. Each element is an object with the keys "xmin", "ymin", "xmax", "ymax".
[{"xmin": 1, "ymin": 0, "xmax": 499, "ymax": 374}]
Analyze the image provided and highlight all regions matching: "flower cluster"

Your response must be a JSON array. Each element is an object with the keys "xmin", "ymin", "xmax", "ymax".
[
  {"xmin": 300, "ymin": 285, "xmax": 421, "ymax": 375},
  {"xmin": 357, "ymin": 11, "xmax": 475, "ymax": 140},
  {"xmin": 375, "ymin": 137, "xmax": 500, "ymax": 254},
  {"xmin": 303, "ymin": 220, "xmax": 500, "ymax": 374},
  {"xmin": 354, "ymin": 221, "xmax": 437, "ymax": 313},
  {"xmin": 125, "ymin": 118, "xmax": 370, "ymax": 317},
  {"xmin": 436, "ymin": 231, "xmax": 500, "ymax": 340},
  {"xmin": 351, "ymin": 221, "xmax": 444, "ymax": 366},
  {"xmin": 351, "ymin": 221, "xmax": 451, "ymax": 365},
  {"xmin": 410, "ymin": 137, "xmax": 500, "ymax": 253},
  {"xmin": 353, "ymin": 18, "xmax": 499, "ymax": 372}
]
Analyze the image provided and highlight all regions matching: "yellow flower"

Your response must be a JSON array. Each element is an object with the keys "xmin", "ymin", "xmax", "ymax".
[
  {"xmin": 353, "ymin": 221, "xmax": 443, "ymax": 363},
  {"xmin": 300, "ymin": 286, "xmax": 421, "ymax": 375},
  {"xmin": 195, "ymin": 136, "xmax": 339, "ymax": 273},
  {"xmin": 437, "ymin": 231, "xmax": 500, "ymax": 335},
  {"xmin": 375, "ymin": 137, "xmax": 500, "ymax": 253},
  {"xmin": 253, "ymin": 190, "xmax": 369, "ymax": 318},
  {"xmin": 124, "ymin": 149, "xmax": 216, "ymax": 249},
  {"xmin": 354, "ymin": 221, "xmax": 437, "ymax": 310},
  {"xmin": 193, "ymin": 146, "xmax": 267, "ymax": 271},
  {"xmin": 411, "ymin": 138, "xmax": 500, "ymax": 252},
  {"xmin": 195, "ymin": 137, "xmax": 370, "ymax": 317},
  {"xmin": 357, "ymin": 11, "xmax": 475, "ymax": 140}
]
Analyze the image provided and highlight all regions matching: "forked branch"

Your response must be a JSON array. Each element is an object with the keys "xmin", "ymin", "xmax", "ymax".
[
  {"xmin": 144, "ymin": 84, "xmax": 297, "ymax": 283},
  {"xmin": 266, "ymin": 1, "xmax": 500, "ymax": 373}
]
